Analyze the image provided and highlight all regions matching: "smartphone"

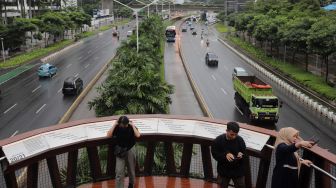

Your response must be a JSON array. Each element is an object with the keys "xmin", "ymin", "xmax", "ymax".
[{"xmin": 309, "ymin": 136, "xmax": 320, "ymax": 145}]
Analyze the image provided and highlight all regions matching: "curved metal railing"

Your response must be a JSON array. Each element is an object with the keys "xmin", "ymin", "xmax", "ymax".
[{"xmin": 0, "ymin": 115, "xmax": 335, "ymax": 188}]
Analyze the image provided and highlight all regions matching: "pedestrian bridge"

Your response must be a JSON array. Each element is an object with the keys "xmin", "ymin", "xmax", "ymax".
[{"xmin": 0, "ymin": 115, "xmax": 335, "ymax": 188}]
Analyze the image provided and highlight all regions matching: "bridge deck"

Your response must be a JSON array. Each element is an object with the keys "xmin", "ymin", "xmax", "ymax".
[{"xmin": 78, "ymin": 176, "xmax": 220, "ymax": 188}]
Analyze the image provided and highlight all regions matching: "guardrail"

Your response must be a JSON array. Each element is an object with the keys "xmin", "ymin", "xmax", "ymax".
[
  {"xmin": 0, "ymin": 115, "xmax": 335, "ymax": 188},
  {"xmin": 216, "ymin": 38, "xmax": 336, "ymax": 123}
]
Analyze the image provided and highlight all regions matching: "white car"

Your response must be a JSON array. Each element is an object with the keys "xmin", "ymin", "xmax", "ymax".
[
  {"xmin": 127, "ymin": 30, "xmax": 133, "ymax": 37},
  {"xmin": 232, "ymin": 67, "xmax": 249, "ymax": 78}
]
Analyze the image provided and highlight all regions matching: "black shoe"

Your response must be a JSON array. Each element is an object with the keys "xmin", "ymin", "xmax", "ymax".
[{"xmin": 128, "ymin": 183, "xmax": 134, "ymax": 188}]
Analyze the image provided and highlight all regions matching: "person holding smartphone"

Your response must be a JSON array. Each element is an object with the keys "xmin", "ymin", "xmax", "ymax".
[
  {"xmin": 107, "ymin": 116, "xmax": 141, "ymax": 188},
  {"xmin": 271, "ymin": 127, "xmax": 313, "ymax": 188},
  {"xmin": 211, "ymin": 122, "xmax": 246, "ymax": 188}
]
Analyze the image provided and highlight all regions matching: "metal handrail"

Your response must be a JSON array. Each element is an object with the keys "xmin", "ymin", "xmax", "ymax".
[{"xmin": 265, "ymin": 144, "xmax": 336, "ymax": 182}]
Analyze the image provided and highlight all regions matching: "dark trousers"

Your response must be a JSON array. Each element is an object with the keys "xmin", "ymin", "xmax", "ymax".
[{"xmin": 219, "ymin": 176, "xmax": 245, "ymax": 188}]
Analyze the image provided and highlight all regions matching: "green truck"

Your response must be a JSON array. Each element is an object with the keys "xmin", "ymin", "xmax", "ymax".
[{"xmin": 233, "ymin": 75, "xmax": 279, "ymax": 123}]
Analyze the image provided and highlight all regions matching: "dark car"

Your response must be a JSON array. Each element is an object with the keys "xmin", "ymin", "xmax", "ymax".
[
  {"xmin": 205, "ymin": 52, "xmax": 218, "ymax": 66},
  {"xmin": 192, "ymin": 30, "xmax": 197, "ymax": 35},
  {"xmin": 181, "ymin": 26, "xmax": 187, "ymax": 32},
  {"xmin": 62, "ymin": 76, "xmax": 83, "ymax": 95}
]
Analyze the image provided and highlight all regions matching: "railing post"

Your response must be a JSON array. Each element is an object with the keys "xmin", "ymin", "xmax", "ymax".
[
  {"xmin": 244, "ymin": 154, "xmax": 252, "ymax": 188},
  {"xmin": 47, "ymin": 156, "xmax": 62, "ymax": 188},
  {"xmin": 314, "ymin": 155, "xmax": 332, "ymax": 188},
  {"xmin": 66, "ymin": 150, "xmax": 78, "ymax": 187},
  {"xmin": 144, "ymin": 142, "xmax": 156, "ymax": 175},
  {"xmin": 4, "ymin": 170, "xmax": 18, "ymax": 188},
  {"xmin": 299, "ymin": 149, "xmax": 314, "ymax": 188},
  {"xmin": 180, "ymin": 143, "xmax": 193, "ymax": 177},
  {"xmin": 107, "ymin": 144, "xmax": 116, "ymax": 178},
  {"xmin": 201, "ymin": 145, "xmax": 213, "ymax": 180},
  {"xmin": 27, "ymin": 163, "xmax": 38, "ymax": 188},
  {"xmin": 256, "ymin": 139, "xmax": 275, "ymax": 188},
  {"xmin": 87, "ymin": 146, "xmax": 103, "ymax": 181},
  {"xmin": 164, "ymin": 142, "xmax": 176, "ymax": 175},
  {"xmin": 1, "ymin": 159, "xmax": 18, "ymax": 188}
]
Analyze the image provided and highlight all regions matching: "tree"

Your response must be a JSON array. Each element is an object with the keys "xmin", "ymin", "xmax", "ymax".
[
  {"xmin": 89, "ymin": 16, "xmax": 174, "ymax": 116},
  {"xmin": 39, "ymin": 11, "xmax": 66, "ymax": 45},
  {"xmin": 114, "ymin": 7, "xmax": 133, "ymax": 18},
  {"xmin": 307, "ymin": 17, "xmax": 336, "ymax": 82},
  {"xmin": 280, "ymin": 16, "xmax": 316, "ymax": 67}
]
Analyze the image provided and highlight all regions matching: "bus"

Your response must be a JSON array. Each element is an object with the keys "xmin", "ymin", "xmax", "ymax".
[{"xmin": 165, "ymin": 26, "xmax": 176, "ymax": 42}]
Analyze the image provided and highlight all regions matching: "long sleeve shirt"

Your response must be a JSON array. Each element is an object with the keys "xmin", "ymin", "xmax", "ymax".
[
  {"xmin": 271, "ymin": 143, "xmax": 299, "ymax": 188},
  {"xmin": 211, "ymin": 134, "xmax": 246, "ymax": 178}
]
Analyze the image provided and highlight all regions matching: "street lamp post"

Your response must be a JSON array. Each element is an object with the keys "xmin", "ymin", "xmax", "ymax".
[
  {"xmin": 1, "ymin": 38, "xmax": 5, "ymax": 64},
  {"xmin": 136, "ymin": 0, "xmax": 150, "ymax": 17},
  {"xmin": 112, "ymin": 0, "xmax": 157, "ymax": 53}
]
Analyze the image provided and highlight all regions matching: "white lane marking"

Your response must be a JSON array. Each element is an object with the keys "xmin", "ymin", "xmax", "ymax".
[
  {"xmin": 74, "ymin": 73, "xmax": 79, "ymax": 77},
  {"xmin": 211, "ymin": 75, "xmax": 216, "ymax": 81},
  {"xmin": 221, "ymin": 88, "xmax": 227, "ymax": 95},
  {"xmin": 84, "ymin": 64, "xmax": 90, "ymax": 69},
  {"xmin": 88, "ymin": 50, "xmax": 92, "ymax": 54},
  {"xmin": 78, "ymin": 56, "xmax": 83, "ymax": 60},
  {"xmin": 58, "ymin": 88, "xmax": 62, "ymax": 93},
  {"xmin": 4, "ymin": 103, "xmax": 17, "ymax": 114},
  {"xmin": 36, "ymin": 104, "xmax": 46, "ymax": 114},
  {"xmin": 66, "ymin": 64, "xmax": 72, "ymax": 69},
  {"xmin": 235, "ymin": 105, "xmax": 244, "ymax": 115},
  {"xmin": 11, "ymin": 130, "xmax": 18, "ymax": 137},
  {"xmin": 32, "ymin": 85, "xmax": 41, "ymax": 93}
]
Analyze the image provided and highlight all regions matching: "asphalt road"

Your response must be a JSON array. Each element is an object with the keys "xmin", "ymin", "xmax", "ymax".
[
  {"xmin": 179, "ymin": 22, "xmax": 336, "ymax": 153},
  {"xmin": 0, "ymin": 22, "xmax": 135, "ymax": 139}
]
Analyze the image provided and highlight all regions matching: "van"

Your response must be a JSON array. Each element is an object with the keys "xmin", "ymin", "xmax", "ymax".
[
  {"xmin": 62, "ymin": 76, "xmax": 83, "ymax": 95},
  {"xmin": 127, "ymin": 30, "xmax": 133, "ymax": 37}
]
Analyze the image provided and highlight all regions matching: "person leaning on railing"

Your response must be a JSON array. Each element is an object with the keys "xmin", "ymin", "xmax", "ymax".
[
  {"xmin": 107, "ymin": 116, "xmax": 141, "ymax": 188},
  {"xmin": 211, "ymin": 121, "xmax": 247, "ymax": 188},
  {"xmin": 271, "ymin": 127, "xmax": 313, "ymax": 188}
]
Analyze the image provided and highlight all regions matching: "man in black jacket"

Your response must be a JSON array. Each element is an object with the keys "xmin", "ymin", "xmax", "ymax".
[{"xmin": 211, "ymin": 121, "xmax": 246, "ymax": 188}]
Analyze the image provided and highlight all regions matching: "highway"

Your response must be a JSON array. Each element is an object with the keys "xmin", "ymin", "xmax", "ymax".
[
  {"xmin": 0, "ymin": 23, "xmax": 134, "ymax": 139},
  {"xmin": 179, "ymin": 22, "xmax": 336, "ymax": 153}
]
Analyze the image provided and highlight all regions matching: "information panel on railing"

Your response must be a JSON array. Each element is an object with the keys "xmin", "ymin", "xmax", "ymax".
[{"xmin": 2, "ymin": 118, "xmax": 270, "ymax": 164}]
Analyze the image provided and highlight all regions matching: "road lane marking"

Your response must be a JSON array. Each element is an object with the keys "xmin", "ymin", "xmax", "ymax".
[
  {"xmin": 74, "ymin": 73, "xmax": 79, "ymax": 77},
  {"xmin": 221, "ymin": 88, "xmax": 227, "ymax": 95},
  {"xmin": 66, "ymin": 64, "xmax": 72, "ymax": 69},
  {"xmin": 235, "ymin": 105, "xmax": 244, "ymax": 115},
  {"xmin": 11, "ymin": 130, "xmax": 18, "ymax": 137},
  {"xmin": 211, "ymin": 75, "xmax": 216, "ymax": 81},
  {"xmin": 4, "ymin": 103, "xmax": 17, "ymax": 114},
  {"xmin": 58, "ymin": 88, "xmax": 62, "ymax": 93},
  {"xmin": 78, "ymin": 56, "xmax": 83, "ymax": 60},
  {"xmin": 36, "ymin": 104, "xmax": 46, "ymax": 114},
  {"xmin": 84, "ymin": 64, "xmax": 90, "ymax": 69},
  {"xmin": 32, "ymin": 85, "xmax": 41, "ymax": 93}
]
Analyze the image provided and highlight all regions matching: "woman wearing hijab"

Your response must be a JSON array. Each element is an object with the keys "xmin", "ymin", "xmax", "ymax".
[{"xmin": 271, "ymin": 127, "xmax": 313, "ymax": 188}]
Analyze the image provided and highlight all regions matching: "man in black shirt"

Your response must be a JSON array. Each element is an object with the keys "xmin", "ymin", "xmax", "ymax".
[
  {"xmin": 107, "ymin": 116, "xmax": 140, "ymax": 188},
  {"xmin": 211, "ymin": 121, "xmax": 246, "ymax": 188}
]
